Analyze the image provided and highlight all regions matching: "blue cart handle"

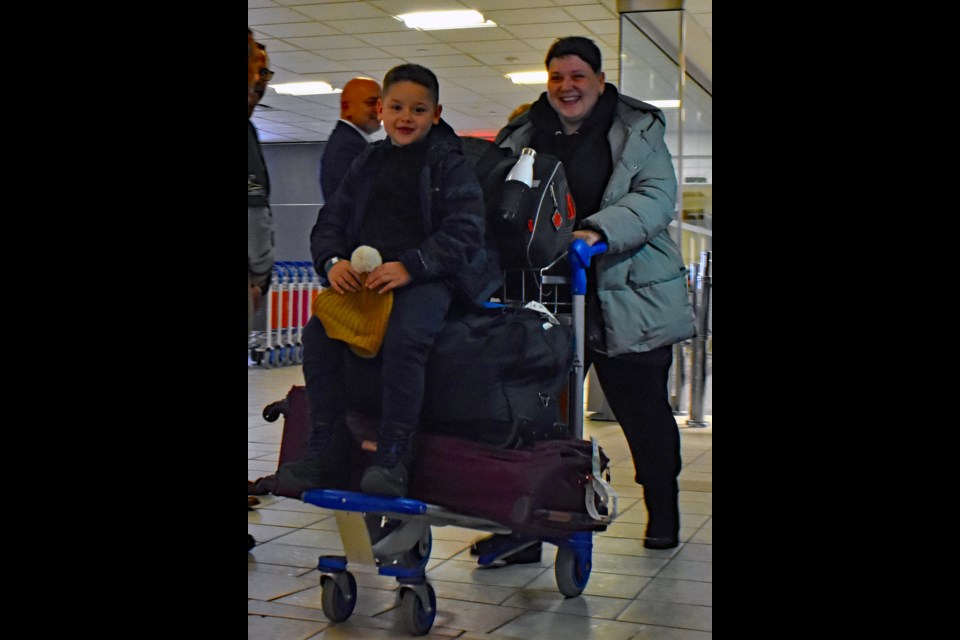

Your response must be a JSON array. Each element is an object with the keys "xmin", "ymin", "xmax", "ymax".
[{"xmin": 568, "ymin": 239, "xmax": 608, "ymax": 295}]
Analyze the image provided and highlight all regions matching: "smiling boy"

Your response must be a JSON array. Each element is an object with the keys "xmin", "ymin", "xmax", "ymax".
[{"xmin": 287, "ymin": 63, "xmax": 501, "ymax": 498}]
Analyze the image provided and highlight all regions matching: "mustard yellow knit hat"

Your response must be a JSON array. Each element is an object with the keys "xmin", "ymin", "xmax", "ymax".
[
  {"xmin": 312, "ymin": 247, "xmax": 394, "ymax": 358},
  {"xmin": 312, "ymin": 278, "xmax": 393, "ymax": 358}
]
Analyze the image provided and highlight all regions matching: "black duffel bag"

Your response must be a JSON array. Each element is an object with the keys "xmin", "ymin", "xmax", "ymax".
[{"xmin": 344, "ymin": 304, "xmax": 573, "ymax": 448}]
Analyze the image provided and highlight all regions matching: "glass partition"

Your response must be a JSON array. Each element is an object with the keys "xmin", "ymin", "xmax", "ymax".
[{"xmin": 618, "ymin": 2, "xmax": 712, "ymax": 265}]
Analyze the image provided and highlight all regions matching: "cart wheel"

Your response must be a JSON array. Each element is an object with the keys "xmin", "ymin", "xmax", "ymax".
[
  {"xmin": 262, "ymin": 347, "xmax": 274, "ymax": 369},
  {"xmin": 400, "ymin": 583, "xmax": 436, "ymax": 636},
  {"xmin": 292, "ymin": 342, "xmax": 303, "ymax": 363},
  {"xmin": 276, "ymin": 346, "xmax": 287, "ymax": 366},
  {"xmin": 555, "ymin": 546, "xmax": 591, "ymax": 597},
  {"xmin": 320, "ymin": 571, "xmax": 357, "ymax": 622}
]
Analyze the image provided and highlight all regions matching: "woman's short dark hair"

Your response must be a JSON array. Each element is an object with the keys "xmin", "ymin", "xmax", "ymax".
[
  {"xmin": 383, "ymin": 63, "xmax": 440, "ymax": 105},
  {"xmin": 545, "ymin": 36, "xmax": 602, "ymax": 73}
]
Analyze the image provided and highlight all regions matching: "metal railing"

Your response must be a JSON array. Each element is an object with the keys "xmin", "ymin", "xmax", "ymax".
[
  {"xmin": 686, "ymin": 251, "xmax": 711, "ymax": 426},
  {"xmin": 669, "ymin": 251, "xmax": 712, "ymax": 426}
]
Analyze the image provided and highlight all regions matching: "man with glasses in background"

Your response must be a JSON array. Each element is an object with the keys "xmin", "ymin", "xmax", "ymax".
[
  {"xmin": 248, "ymin": 30, "xmax": 276, "ymax": 549},
  {"xmin": 248, "ymin": 30, "xmax": 275, "ymax": 337}
]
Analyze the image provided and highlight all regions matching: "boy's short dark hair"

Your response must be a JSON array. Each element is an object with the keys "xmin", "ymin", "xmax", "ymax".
[
  {"xmin": 545, "ymin": 36, "xmax": 602, "ymax": 73},
  {"xmin": 383, "ymin": 64, "xmax": 440, "ymax": 105}
]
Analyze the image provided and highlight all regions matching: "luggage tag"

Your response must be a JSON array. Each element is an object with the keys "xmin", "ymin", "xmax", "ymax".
[{"xmin": 523, "ymin": 300, "xmax": 560, "ymax": 330}]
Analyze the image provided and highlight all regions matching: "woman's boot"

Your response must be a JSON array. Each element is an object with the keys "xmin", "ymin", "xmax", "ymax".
[{"xmin": 642, "ymin": 479, "xmax": 680, "ymax": 549}]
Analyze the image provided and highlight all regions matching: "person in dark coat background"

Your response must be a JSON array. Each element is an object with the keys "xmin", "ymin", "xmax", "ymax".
[{"xmin": 319, "ymin": 77, "xmax": 382, "ymax": 201}]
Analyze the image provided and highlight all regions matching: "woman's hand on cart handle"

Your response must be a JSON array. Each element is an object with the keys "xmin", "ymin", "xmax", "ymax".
[
  {"xmin": 568, "ymin": 237, "xmax": 608, "ymax": 295},
  {"xmin": 569, "ymin": 236, "xmax": 608, "ymax": 269},
  {"xmin": 572, "ymin": 229, "xmax": 604, "ymax": 246}
]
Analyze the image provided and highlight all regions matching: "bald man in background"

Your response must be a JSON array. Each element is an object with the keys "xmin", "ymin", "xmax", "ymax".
[{"xmin": 319, "ymin": 77, "xmax": 382, "ymax": 200}]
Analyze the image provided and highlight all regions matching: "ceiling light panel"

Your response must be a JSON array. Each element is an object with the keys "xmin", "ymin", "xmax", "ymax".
[{"xmin": 397, "ymin": 10, "xmax": 496, "ymax": 30}]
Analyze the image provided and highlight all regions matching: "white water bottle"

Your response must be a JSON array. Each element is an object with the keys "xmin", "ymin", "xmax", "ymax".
[
  {"xmin": 505, "ymin": 147, "xmax": 536, "ymax": 186},
  {"xmin": 497, "ymin": 147, "xmax": 536, "ymax": 232}
]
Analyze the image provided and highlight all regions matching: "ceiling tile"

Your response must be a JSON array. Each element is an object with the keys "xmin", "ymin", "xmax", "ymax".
[
  {"xmin": 283, "ymin": 35, "xmax": 372, "ymax": 49},
  {"xmin": 450, "ymin": 39, "xmax": 538, "ymax": 55},
  {"xmin": 323, "ymin": 17, "xmax": 410, "ymax": 34},
  {"xmin": 473, "ymin": 0, "xmax": 557, "ymax": 9},
  {"xmin": 369, "ymin": 0, "xmax": 475, "ymax": 14},
  {"xmin": 254, "ymin": 22, "xmax": 340, "ymax": 38},
  {"xmin": 401, "ymin": 54, "xmax": 484, "ymax": 68},
  {"xmin": 501, "ymin": 23, "xmax": 581, "ymax": 39},
  {"xmin": 432, "ymin": 65, "xmax": 506, "ymax": 79},
  {"xmin": 563, "ymin": 4, "xmax": 618, "ymax": 21},
  {"xmin": 378, "ymin": 43, "xmax": 464, "ymax": 57},
  {"xmin": 318, "ymin": 46, "xmax": 398, "ymax": 61},
  {"xmin": 583, "ymin": 19, "xmax": 619, "ymax": 35},
  {"xmin": 268, "ymin": 51, "xmax": 351, "ymax": 74},
  {"xmin": 484, "ymin": 8, "xmax": 578, "ymax": 25},
  {"xmin": 353, "ymin": 30, "xmax": 442, "ymax": 46},
  {"xmin": 470, "ymin": 50, "xmax": 546, "ymax": 67},
  {"xmin": 254, "ymin": 38, "xmax": 300, "ymax": 53},
  {"xmin": 248, "ymin": 7, "xmax": 316, "ymax": 25},
  {"xmin": 271, "ymin": 0, "xmax": 352, "ymax": 6},
  {"xmin": 426, "ymin": 26, "xmax": 523, "ymax": 43},
  {"xmin": 295, "ymin": 3, "xmax": 389, "ymax": 20},
  {"xmin": 685, "ymin": 0, "xmax": 712, "ymax": 12}
]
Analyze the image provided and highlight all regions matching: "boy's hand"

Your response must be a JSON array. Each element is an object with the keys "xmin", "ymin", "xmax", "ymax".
[
  {"xmin": 328, "ymin": 260, "xmax": 363, "ymax": 294},
  {"xmin": 366, "ymin": 261, "xmax": 411, "ymax": 293}
]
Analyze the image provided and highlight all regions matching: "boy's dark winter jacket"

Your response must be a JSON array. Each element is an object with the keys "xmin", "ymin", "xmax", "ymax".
[{"xmin": 311, "ymin": 118, "xmax": 502, "ymax": 307}]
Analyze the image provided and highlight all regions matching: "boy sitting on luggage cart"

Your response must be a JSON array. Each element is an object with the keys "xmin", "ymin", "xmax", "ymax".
[{"xmin": 281, "ymin": 63, "xmax": 501, "ymax": 498}]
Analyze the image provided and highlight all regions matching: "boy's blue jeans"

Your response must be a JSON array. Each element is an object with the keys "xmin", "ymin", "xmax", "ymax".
[{"xmin": 301, "ymin": 279, "xmax": 454, "ymax": 441}]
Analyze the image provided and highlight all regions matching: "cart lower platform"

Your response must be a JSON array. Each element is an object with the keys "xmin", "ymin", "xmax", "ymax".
[{"xmin": 301, "ymin": 488, "xmax": 599, "ymax": 635}]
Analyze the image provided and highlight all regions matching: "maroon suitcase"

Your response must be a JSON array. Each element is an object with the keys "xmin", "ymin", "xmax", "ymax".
[
  {"xmin": 408, "ymin": 433, "xmax": 610, "ymax": 539},
  {"xmin": 259, "ymin": 385, "xmax": 610, "ymax": 537},
  {"xmin": 271, "ymin": 384, "xmax": 311, "ymax": 469}
]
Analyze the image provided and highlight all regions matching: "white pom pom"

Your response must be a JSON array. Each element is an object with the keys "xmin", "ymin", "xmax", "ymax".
[{"xmin": 350, "ymin": 245, "xmax": 383, "ymax": 273}]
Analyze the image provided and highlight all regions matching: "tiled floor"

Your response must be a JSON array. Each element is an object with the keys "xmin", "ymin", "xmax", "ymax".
[{"xmin": 248, "ymin": 364, "xmax": 712, "ymax": 639}]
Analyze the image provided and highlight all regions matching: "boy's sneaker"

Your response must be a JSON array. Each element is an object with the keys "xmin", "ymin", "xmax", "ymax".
[
  {"xmin": 360, "ymin": 462, "xmax": 409, "ymax": 497},
  {"xmin": 360, "ymin": 431, "xmax": 415, "ymax": 498}
]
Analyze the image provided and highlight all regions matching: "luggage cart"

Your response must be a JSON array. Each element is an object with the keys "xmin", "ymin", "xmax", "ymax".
[
  {"xmin": 292, "ymin": 261, "xmax": 321, "ymax": 364},
  {"xmin": 249, "ymin": 265, "xmax": 282, "ymax": 368},
  {"xmin": 250, "ymin": 262, "xmax": 292, "ymax": 368},
  {"xmin": 299, "ymin": 240, "xmax": 612, "ymax": 635},
  {"xmin": 250, "ymin": 261, "xmax": 324, "ymax": 367}
]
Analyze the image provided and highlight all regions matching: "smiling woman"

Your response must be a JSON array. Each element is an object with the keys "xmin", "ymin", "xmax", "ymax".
[{"xmin": 480, "ymin": 35, "xmax": 695, "ymax": 559}]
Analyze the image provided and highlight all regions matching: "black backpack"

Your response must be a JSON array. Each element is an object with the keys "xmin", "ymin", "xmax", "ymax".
[{"xmin": 462, "ymin": 137, "xmax": 577, "ymax": 270}]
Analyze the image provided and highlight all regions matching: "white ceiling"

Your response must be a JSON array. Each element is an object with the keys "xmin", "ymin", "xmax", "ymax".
[{"xmin": 249, "ymin": 0, "xmax": 711, "ymax": 143}]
